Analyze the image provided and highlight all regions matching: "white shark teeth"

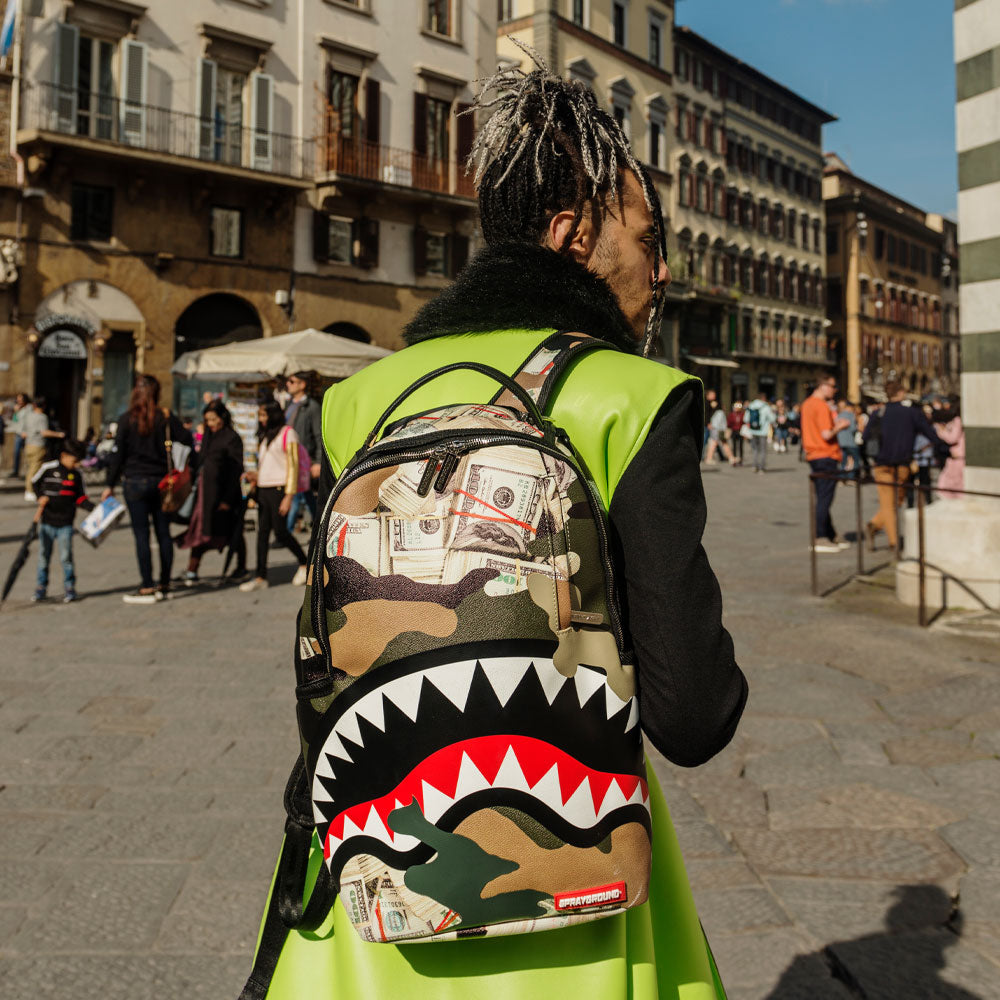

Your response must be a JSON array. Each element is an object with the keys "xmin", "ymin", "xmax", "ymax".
[
  {"xmin": 604, "ymin": 685, "xmax": 629, "ymax": 720},
  {"xmin": 352, "ymin": 690, "xmax": 386, "ymax": 732},
  {"xmin": 420, "ymin": 780, "xmax": 456, "ymax": 825},
  {"xmin": 425, "ymin": 660, "xmax": 477, "ymax": 712},
  {"xmin": 531, "ymin": 762, "xmax": 564, "ymax": 814},
  {"xmin": 596, "ymin": 778, "xmax": 629, "ymax": 818},
  {"xmin": 479, "ymin": 657, "xmax": 533, "ymax": 707},
  {"xmin": 533, "ymin": 660, "xmax": 568, "ymax": 704},
  {"xmin": 493, "ymin": 744, "xmax": 530, "ymax": 792},
  {"xmin": 384, "ymin": 671, "xmax": 424, "ymax": 722},
  {"xmin": 362, "ymin": 804, "xmax": 391, "ymax": 843},
  {"xmin": 573, "ymin": 667, "xmax": 604, "ymax": 709},
  {"xmin": 455, "ymin": 751, "xmax": 490, "ymax": 797},
  {"xmin": 624, "ymin": 699, "xmax": 639, "ymax": 733},
  {"xmin": 562, "ymin": 775, "xmax": 596, "ymax": 828},
  {"xmin": 336, "ymin": 707, "xmax": 363, "ymax": 748}
]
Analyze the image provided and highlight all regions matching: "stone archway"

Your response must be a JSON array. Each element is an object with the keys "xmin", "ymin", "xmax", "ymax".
[{"xmin": 322, "ymin": 321, "xmax": 371, "ymax": 344}]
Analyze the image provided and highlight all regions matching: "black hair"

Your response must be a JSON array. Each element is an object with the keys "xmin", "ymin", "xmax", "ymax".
[
  {"xmin": 258, "ymin": 399, "xmax": 286, "ymax": 446},
  {"xmin": 61, "ymin": 438, "xmax": 85, "ymax": 461},
  {"xmin": 34, "ymin": 395, "xmax": 46, "ymax": 409},
  {"xmin": 467, "ymin": 40, "xmax": 667, "ymax": 355}
]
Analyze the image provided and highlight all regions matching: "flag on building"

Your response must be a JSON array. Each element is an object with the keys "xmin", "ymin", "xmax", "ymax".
[{"xmin": 0, "ymin": 0, "xmax": 19, "ymax": 67}]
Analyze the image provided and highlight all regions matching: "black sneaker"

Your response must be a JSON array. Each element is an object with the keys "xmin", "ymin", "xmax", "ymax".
[
  {"xmin": 63, "ymin": 590, "xmax": 78, "ymax": 604},
  {"xmin": 32, "ymin": 588, "xmax": 46, "ymax": 602}
]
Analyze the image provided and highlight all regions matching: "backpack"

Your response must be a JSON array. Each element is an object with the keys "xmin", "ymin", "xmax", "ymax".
[
  {"xmin": 240, "ymin": 333, "xmax": 650, "ymax": 991},
  {"xmin": 747, "ymin": 405, "xmax": 762, "ymax": 431},
  {"xmin": 280, "ymin": 426, "xmax": 312, "ymax": 493}
]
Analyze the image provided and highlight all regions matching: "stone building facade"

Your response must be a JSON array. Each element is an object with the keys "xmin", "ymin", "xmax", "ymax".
[
  {"xmin": 823, "ymin": 153, "xmax": 956, "ymax": 404},
  {"xmin": 668, "ymin": 27, "xmax": 835, "ymax": 407}
]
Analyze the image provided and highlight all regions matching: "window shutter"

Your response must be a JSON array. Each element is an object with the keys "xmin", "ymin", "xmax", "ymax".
[
  {"xmin": 198, "ymin": 58, "xmax": 217, "ymax": 159},
  {"xmin": 120, "ymin": 40, "xmax": 148, "ymax": 147},
  {"xmin": 364, "ymin": 78, "xmax": 380, "ymax": 144},
  {"xmin": 55, "ymin": 22, "xmax": 79, "ymax": 133},
  {"xmin": 354, "ymin": 217, "xmax": 379, "ymax": 269},
  {"xmin": 251, "ymin": 72, "xmax": 274, "ymax": 170},
  {"xmin": 413, "ymin": 225, "xmax": 428, "ymax": 276},
  {"xmin": 313, "ymin": 210, "xmax": 329, "ymax": 261},
  {"xmin": 455, "ymin": 103, "xmax": 474, "ymax": 166},
  {"xmin": 413, "ymin": 93, "xmax": 428, "ymax": 156},
  {"xmin": 450, "ymin": 234, "xmax": 469, "ymax": 277}
]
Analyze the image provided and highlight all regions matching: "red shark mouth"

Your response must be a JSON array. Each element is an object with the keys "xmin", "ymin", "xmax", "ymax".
[{"xmin": 322, "ymin": 733, "xmax": 649, "ymax": 861}]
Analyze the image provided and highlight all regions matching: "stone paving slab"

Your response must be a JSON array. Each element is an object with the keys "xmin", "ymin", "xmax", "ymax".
[{"xmin": 1, "ymin": 452, "xmax": 999, "ymax": 999}]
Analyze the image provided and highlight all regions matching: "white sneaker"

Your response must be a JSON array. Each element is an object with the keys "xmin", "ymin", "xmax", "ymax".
[
  {"xmin": 292, "ymin": 565, "xmax": 308, "ymax": 586},
  {"xmin": 24, "ymin": 491, "xmax": 36, "ymax": 502},
  {"xmin": 123, "ymin": 590, "xmax": 158, "ymax": 604},
  {"xmin": 239, "ymin": 577, "xmax": 270, "ymax": 593},
  {"xmin": 811, "ymin": 542, "xmax": 841, "ymax": 554}
]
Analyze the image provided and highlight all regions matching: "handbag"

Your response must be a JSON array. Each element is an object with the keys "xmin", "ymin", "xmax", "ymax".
[{"xmin": 159, "ymin": 424, "xmax": 192, "ymax": 514}]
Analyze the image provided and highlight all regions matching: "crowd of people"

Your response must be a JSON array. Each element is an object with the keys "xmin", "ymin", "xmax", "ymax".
[
  {"xmin": 703, "ymin": 379, "xmax": 965, "ymax": 554},
  {"xmin": 3, "ymin": 371, "xmax": 325, "ymax": 606}
]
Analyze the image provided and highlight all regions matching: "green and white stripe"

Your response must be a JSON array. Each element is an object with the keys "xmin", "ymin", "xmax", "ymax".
[{"xmin": 956, "ymin": 0, "xmax": 1000, "ymax": 492}]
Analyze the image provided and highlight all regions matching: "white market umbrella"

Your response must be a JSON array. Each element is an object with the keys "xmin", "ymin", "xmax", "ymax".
[{"xmin": 171, "ymin": 328, "xmax": 391, "ymax": 382}]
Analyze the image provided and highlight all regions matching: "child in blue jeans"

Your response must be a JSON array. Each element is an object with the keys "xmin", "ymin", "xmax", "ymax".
[{"xmin": 32, "ymin": 439, "xmax": 94, "ymax": 603}]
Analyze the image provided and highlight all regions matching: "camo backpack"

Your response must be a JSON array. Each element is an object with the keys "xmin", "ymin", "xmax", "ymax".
[{"xmin": 240, "ymin": 333, "xmax": 651, "ymax": 995}]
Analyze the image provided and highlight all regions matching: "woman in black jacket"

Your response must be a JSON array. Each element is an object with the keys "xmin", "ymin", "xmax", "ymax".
[
  {"xmin": 178, "ymin": 399, "xmax": 246, "ymax": 585},
  {"xmin": 102, "ymin": 374, "xmax": 191, "ymax": 604}
]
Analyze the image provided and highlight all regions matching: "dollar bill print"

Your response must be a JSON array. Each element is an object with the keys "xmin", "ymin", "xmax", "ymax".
[{"xmin": 376, "ymin": 405, "xmax": 544, "ymax": 450}]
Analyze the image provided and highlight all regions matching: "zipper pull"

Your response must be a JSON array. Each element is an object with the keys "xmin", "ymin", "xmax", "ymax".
[
  {"xmin": 416, "ymin": 455, "xmax": 439, "ymax": 497},
  {"xmin": 434, "ymin": 451, "xmax": 460, "ymax": 493}
]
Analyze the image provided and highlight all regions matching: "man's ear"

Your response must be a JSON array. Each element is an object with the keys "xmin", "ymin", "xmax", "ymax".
[{"xmin": 547, "ymin": 210, "xmax": 593, "ymax": 263}]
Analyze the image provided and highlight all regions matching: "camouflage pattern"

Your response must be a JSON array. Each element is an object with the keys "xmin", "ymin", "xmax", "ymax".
[{"xmin": 295, "ymin": 399, "xmax": 651, "ymax": 943}]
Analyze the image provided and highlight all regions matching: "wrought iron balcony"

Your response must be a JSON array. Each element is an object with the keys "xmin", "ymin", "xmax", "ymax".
[
  {"xmin": 20, "ymin": 82, "xmax": 312, "ymax": 180},
  {"xmin": 318, "ymin": 131, "xmax": 475, "ymax": 201}
]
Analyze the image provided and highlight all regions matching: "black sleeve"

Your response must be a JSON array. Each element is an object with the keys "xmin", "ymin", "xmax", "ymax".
[
  {"xmin": 607, "ymin": 384, "xmax": 747, "ymax": 767},
  {"xmin": 75, "ymin": 474, "xmax": 95, "ymax": 514},
  {"xmin": 106, "ymin": 419, "xmax": 128, "ymax": 489},
  {"xmin": 308, "ymin": 400, "xmax": 324, "ymax": 464},
  {"xmin": 170, "ymin": 413, "xmax": 194, "ymax": 449},
  {"xmin": 913, "ymin": 408, "xmax": 949, "ymax": 459}
]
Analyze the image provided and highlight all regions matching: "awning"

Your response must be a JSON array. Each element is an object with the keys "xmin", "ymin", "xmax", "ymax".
[
  {"xmin": 171, "ymin": 328, "xmax": 391, "ymax": 382},
  {"xmin": 685, "ymin": 356, "xmax": 740, "ymax": 369}
]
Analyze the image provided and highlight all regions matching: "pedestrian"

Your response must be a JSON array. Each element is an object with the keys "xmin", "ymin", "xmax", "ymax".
[
  {"xmin": 241, "ymin": 55, "xmax": 745, "ymax": 1000},
  {"xmin": 801, "ymin": 375, "xmax": 851, "ymax": 552},
  {"xmin": 773, "ymin": 399, "xmax": 790, "ymax": 452},
  {"xmin": 933, "ymin": 400, "xmax": 965, "ymax": 499},
  {"xmin": 703, "ymin": 399, "xmax": 736, "ymax": 466},
  {"xmin": 102, "ymin": 374, "xmax": 192, "ymax": 604},
  {"xmin": 746, "ymin": 390, "xmax": 775, "ymax": 473},
  {"xmin": 31, "ymin": 438, "xmax": 94, "ymax": 604},
  {"xmin": 21, "ymin": 396, "xmax": 65, "ymax": 502},
  {"xmin": 862, "ymin": 381, "xmax": 948, "ymax": 552},
  {"xmin": 836, "ymin": 397, "xmax": 862, "ymax": 479},
  {"xmin": 283, "ymin": 371, "xmax": 323, "ymax": 534},
  {"xmin": 727, "ymin": 401, "xmax": 745, "ymax": 465},
  {"xmin": 239, "ymin": 400, "xmax": 309, "ymax": 593},
  {"xmin": 788, "ymin": 402, "xmax": 802, "ymax": 449},
  {"xmin": 9, "ymin": 392, "xmax": 30, "ymax": 477},
  {"xmin": 906, "ymin": 426, "xmax": 935, "ymax": 509},
  {"xmin": 179, "ymin": 399, "xmax": 247, "ymax": 586}
]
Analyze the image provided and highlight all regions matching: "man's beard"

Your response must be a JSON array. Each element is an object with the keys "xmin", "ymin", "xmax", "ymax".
[{"xmin": 591, "ymin": 237, "xmax": 647, "ymax": 338}]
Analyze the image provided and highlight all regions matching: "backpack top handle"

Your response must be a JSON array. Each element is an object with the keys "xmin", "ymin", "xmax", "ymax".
[{"xmin": 364, "ymin": 361, "xmax": 548, "ymax": 449}]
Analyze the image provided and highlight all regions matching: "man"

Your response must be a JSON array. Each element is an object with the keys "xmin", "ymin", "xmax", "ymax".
[
  {"xmin": 282, "ymin": 371, "xmax": 322, "ymax": 533},
  {"xmin": 836, "ymin": 397, "xmax": 862, "ymax": 478},
  {"xmin": 247, "ymin": 54, "xmax": 745, "ymax": 1000},
  {"xmin": 21, "ymin": 396, "xmax": 64, "ymax": 501},
  {"xmin": 745, "ymin": 390, "xmax": 776, "ymax": 474},
  {"xmin": 801, "ymin": 376, "xmax": 851, "ymax": 552},
  {"xmin": 863, "ymin": 380, "xmax": 947, "ymax": 551}
]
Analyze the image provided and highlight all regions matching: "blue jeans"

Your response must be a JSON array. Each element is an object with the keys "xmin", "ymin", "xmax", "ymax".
[
  {"xmin": 286, "ymin": 488, "xmax": 316, "ymax": 534},
  {"xmin": 37, "ymin": 523, "xmax": 75, "ymax": 592},
  {"xmin": 123, "ymin": 475, "xmax": 173, "ymax": 590},
  {"xmin": 12, "ymin": 433, "xmax": 24, "ymax": 477},
  {"xmin": 809, "ymin": 458, "xmax": 840, "ymax": 542}
]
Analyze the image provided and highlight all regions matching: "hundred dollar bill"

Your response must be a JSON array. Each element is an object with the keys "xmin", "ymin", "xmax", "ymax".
[
  {"xmin": 379, "ymin": 458, "xmax": 467, "ymax": 519},
  {"xmin": 387, "ymin": 516, "xmax": 451, "ymax": 584},
  {"xmin": 326, "ymin": 512, "xmax": 387, "ymax": 576},
  {"xmin": 450, "ymin": 459, "xmax": 545, "ymax": 558},
  {"xmin": 443, "ymin": 550, "xmax": 581, "ymax": 594}
]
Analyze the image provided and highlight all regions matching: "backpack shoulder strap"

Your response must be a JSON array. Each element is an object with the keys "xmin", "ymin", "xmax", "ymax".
[{"xmin": 490, "ymin": 331, "xmax": 618, "ymax": 414}]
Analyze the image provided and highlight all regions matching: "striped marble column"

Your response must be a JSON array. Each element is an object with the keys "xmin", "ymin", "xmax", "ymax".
[{"xmin": 956, "ymin": 0, "xmax": 1000, "ymax": 493}]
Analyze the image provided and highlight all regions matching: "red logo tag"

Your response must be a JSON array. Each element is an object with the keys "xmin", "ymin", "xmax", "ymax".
[{"xmin": 554, "ymin": 881, "xmax": 627, "ymax": 912}]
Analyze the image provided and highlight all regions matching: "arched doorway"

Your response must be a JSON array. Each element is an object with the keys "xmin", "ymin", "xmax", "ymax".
[
  {"xmin": 322, "ymin": 321, "xmax": 371, "ymax": 344},
  {"xmin": 34, "ymin": 323, "xmax": 91, "ymax": 437},
  {"xmin": 173, "ymin": 293, "xmax": 262, "ymax": 416}
]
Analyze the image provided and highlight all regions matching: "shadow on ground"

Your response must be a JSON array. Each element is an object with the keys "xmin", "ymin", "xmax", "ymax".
[{"xmin": 767, "ymin": 885, "xmax": 980, "ymax": 1000}]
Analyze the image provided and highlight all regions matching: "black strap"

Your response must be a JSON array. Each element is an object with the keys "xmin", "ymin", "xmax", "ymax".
[
  {"xmin": 490, "ymin": 331, "xmax": 617, "ymax": 414},
  {"xmin": 237, "ymin": 756, "xmax": 337, "ymax": 1000}
]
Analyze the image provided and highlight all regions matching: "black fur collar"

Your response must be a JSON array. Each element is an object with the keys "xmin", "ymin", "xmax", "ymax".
[{"xmin": 403, "ymin": 242, "xmax": 639, "ymax": 353}]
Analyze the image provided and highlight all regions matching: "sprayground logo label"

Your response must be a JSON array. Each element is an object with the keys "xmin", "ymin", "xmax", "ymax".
[{"xmin": 554, "ymin": 881, "xmax": 627, "ymax": 912}]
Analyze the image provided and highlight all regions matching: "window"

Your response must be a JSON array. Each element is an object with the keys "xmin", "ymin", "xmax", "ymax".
[
  {"xmin": 887, "ymin": 233, "xmax": 897, "ymax": 264},
  {"xmin": 426, "ymin": 96, "xmax": 450, "ymax": 161},
  {"xmin": 498, "ymin": 0, "xmax": 514, "ymax": 21},
  {"xmin": 612, "ymin": 2, "xmax": 626, "ymax": 47},
  {"xmin": 773, "ymin": 208, "xmax": 784, "ymax": 241},
  {"xmin": 692, "ymin": 113, "xmax": 703, "ymax": 147},
  {"xmin": 426, "ymin": 0, "xmax": 452, "ymax": 35},
  {"xmin": 76, "ymin": 34, "xmax": 116, "ymax": 139},
  {"xmin": 648, "ymin": 16, "xmax": 662, "ymax": 67},
  {"xmin": 693, "ymin": 59, "xmax": 703, "ymax": 89},
  {"xmin": 674, "ymin": 48, "xmax": 688, "ymax": 81},
  {"xmin": 70, "ymin": 183, "xmax": 113, "ymax": 241},
  {"xmin": 759, "ymin": 200, "xmax": 768, "ymax": 236},
  {"xmin": 426, "ymin": 232, "xmax": 448, "ymax": 275},
  {"xmin": 713, "ymin": 183, "xmax": 724, "ymax": 217},
  {"xmin": 327, "ymin": 217, "xmax": 353, "ymax": 264},
  {"xmin": 787, "ymin": 209, "xmax": 796, "ymax": 246},
  {"xmin": 874, "ymin": 227, "xmax": 885, "ymax": 259},
  {"xmin": 678, "ymin": 169, "xmax": 690, "ymax": 207},
  {"xmin": 813, "ymin": 220, "xmax": 821, "ymax": 253},
  {"xmin": 648, "ymin": 120, "xmax": 661, "ymax": 168},
  {"xmin": 327, "ymin": 70, "xmax": 359, "ymax": 138},
  {"xmin": 210, "ymin": 206, "xmax": 243, "ymax": 258},
  {"xmin": 800, "ymin": 216, "xmax": 809, "ymax": 248},
  {"xmin": 572, "ymin": 0, "xmax": 585, "ymax": 26},
  {"xmin": 826, "ymin": 226, "xmax": 839, "ymax": 254},
  {"xmin": 213, "ymin": 68, "xmax": 247, "ymax": 165},
  {"xmin": 898, "ymin": 240, "xmax": 908, "ymax": 269}
]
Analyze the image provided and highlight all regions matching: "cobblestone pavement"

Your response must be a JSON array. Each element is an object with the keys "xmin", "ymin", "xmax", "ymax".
[{"xmin": 0, "ymin": 451, "xmax": 998, "ymax": 1000}]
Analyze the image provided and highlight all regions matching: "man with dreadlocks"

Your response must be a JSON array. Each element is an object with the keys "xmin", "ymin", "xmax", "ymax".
[{"xmin": 242, "ymin": 47, "xmax": 744, "ymax": 1000}]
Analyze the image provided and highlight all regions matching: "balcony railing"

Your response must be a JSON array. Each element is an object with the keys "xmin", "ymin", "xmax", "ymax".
[
  {"xmin": 318, "ymin": 131, "xmax": 475, "ymax": 200},
  {"xmin": 21, "ymin": 82, "xmax": 312, "ymax": 179}
]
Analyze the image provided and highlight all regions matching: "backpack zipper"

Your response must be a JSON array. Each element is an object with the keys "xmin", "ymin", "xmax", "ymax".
[{"xmin": 310, "ymin": 430, "xmax": 625, "ymax": 670}]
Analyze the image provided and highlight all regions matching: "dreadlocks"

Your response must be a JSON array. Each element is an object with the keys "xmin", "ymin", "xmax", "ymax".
[{"xmin": 465, "ymin": 39, "xmax": 668, "ymax": 356}]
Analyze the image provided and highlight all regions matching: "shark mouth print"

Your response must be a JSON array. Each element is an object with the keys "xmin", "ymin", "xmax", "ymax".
[{"xmin": 310, "ymin": 642, "xmax": 649, "ymax": 878}]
